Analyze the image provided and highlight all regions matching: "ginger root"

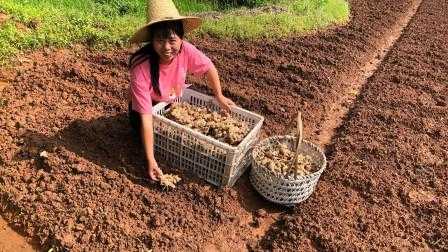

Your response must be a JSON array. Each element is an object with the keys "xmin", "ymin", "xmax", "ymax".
[
  {"xmin": 160, "ymin": 174, "xmax": 181, "ymax": 189},
  {"xmin": 166, "ymin": 102, "xmax": 249, "ymax": 145},
  {"xmin": 257, "ymin": 141, "xmax": 315, "ymax": 177}
]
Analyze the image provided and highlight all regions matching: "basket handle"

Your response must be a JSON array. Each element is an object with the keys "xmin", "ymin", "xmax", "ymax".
[{"xmin": 293, "ymin": 112, "xmax": 303, "ymax": 166}]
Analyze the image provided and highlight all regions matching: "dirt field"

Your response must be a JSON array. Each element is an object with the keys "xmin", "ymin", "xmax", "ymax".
[
  {"xmin": 0, "ymin": 217, "xmax": 36, "ymax": 251},
  {"xmin": 192, "ymin": 0, "xmax": 417, "ymax": 142},
  {"xmin": 256, "ymin": 0, "xmax": 448, "ymax": 250},
  {"xmin": 0, "ymin": 0, "xmax": 446, "ymax": 250}
]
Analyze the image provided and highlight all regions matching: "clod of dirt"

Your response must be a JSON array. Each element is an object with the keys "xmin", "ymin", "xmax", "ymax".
[
  {"xmin": 165, "ymin": 102, "xmax": 249, "ymax": 146},
  {"xmin": 26, "ymin": 19, "xmax": 39, "ymax": 29},
  {"xmin": 39, "ymin": 151, "xmax": 48, "ymax": 158},
  {"xmin": 256, "ymin": 141, "xmax": 316, "ymax": 177},
  {"xmin": 407, "ymin": 190, "xmax": 437, "ymax": 204},
  {"xmin": 255, "ymin": 209, "xmax": 267, "ymax": 218},
  {"xmin": 160, "ymin": 174, "xmax": 181, "ymax": 189},
  {"xmin": 0, "ymin": 13, "xmax": 9, "ymax": 25},
  {"xmin": 0, "ymin": 80, "xmax": 9, "ymax": 91}
]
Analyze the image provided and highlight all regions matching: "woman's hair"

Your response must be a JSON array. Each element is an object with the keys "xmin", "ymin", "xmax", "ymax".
[{"xmin": 129, "ymin": 20, "xmax": 184, "ymax": 96}]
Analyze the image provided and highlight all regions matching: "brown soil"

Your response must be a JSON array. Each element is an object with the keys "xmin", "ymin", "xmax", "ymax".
[
  {"xmin": 0, "ymin": 80, "xmax": 9, "ymax": 92},
  {"xmin": 0, "ymin": 216, "xmax": 36, "ymax": 252},
  {"xmin": 0, "ymin": 47, "xmax": 276, "ymax": 250},
  {"xmin": 257, "ymin": 0, "xmax": 448, "ymax": 250},
  {"xmin": 0, "ymin": 0, "xmax": 442, "ymax": 250},
  {"xmin": 315, "ymin": 0, "xmax": 423, "ymax": 146},
  {"xmin": 190, "ymin": 0, "xmax": 418, "ymax": 143}
]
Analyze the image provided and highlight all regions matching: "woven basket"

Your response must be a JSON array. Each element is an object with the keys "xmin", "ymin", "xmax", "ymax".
[
  {"xmin": 152, "ymin": 88, "xmax": 264, "ymax": 187},
  {"xmin": 250, "ymin": 135, "xmax": 326, "ymax": 206}
]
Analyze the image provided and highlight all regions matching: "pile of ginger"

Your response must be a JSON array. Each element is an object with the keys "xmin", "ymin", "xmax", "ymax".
[
  {"xmin": 257, "ymin": 141, "xmax": 316, "ymax": 177},
  {"xmin": 166, "ymin": 102, "xmax": 249, "ymax": 145}
]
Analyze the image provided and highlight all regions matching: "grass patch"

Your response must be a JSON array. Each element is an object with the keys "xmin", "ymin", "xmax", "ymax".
[
  {"xmin": 197, "ymin": 0, "xmax": 350, "ymax": 38},
  {"xmin": 0, "ymin": 0, "xmax": 350, "ymax": 63}
]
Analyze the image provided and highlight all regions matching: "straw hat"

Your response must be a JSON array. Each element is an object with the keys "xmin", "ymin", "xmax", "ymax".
[{"xmin": 130, "ymin": 0, "xmax": 202, "ymax": 43}]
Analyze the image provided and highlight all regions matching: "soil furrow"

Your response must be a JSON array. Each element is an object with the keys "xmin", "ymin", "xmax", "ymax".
[
  {"xmin": 191, "ymin": 0, "xmax": 417, "ymax": 142},
  {"xmin": 316, "ymin": 0, "xmax": 423, "ymax": 146},
  {"xmin": 256, "ymin": 0, "xmax": 448, "ymax": 249},
  {"xmin": 0, "ymin": 0, "xmax": 435, "ymax": 250}
]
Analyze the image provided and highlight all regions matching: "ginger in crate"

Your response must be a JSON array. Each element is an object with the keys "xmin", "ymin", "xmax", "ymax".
[{"xmin": 166, "ymin": 102, "xmax": 249, "ymax": 145}]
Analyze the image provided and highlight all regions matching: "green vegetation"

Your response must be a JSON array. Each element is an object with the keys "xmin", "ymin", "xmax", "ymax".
[
  {"xmin": 199, "ymin": 0, "xmax": 350, "ymax": 38},
  {"xmin": 0, "ymin": 0, "xmax": 350, "ymax": 62},
  {"xmin": 203, "ymin": 0, "xmax": 276, "ymax": 9},
  {"xmin": 0, "ymin": 0, "xmax": 147, "ymax": 61}
]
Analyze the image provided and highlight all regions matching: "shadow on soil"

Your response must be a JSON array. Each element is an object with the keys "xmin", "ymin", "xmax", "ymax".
[
  {"xmin": 15, "ymin": 113, "xmax": 152, "ymax": 186},
  {"xmin": 16, "ymin": 113, "xmax": 292, "ymax": 247}
]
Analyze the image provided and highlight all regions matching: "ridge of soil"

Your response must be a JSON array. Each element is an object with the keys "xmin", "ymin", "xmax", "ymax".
[
  {"xmin": 0, "ymin": 0, "xmax": 440, "ymax": 250},
  {"xmin": 191, "ymin": 0, "xmax": 417, "ymax": 143},
  {"xmin": 315, "ymin": 0, "xmax": 423, "ymax": 146},
  {"xmin": 190, "ymin": 0, "xmax": 421, "ymax": 239},
  {"xmin": 256, "ymin": 0, "xmax": 448, "ymax": 250}
]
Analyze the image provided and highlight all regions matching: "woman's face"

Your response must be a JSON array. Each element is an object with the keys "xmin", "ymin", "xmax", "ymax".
[{"xmin": 152, "ymin": 31, "xmax": 182, "ymax": 64}]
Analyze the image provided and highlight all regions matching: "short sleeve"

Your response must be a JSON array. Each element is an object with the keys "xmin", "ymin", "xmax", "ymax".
[
  {"xmin": 184, "ymin": 42, "xmax": 213, "ymax": 76},
  {"xmin": 130, "ymin": 62, "xmax": 152, "ymax": 114}
]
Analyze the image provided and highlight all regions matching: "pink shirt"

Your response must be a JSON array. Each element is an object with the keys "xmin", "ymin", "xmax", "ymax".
[{"xmin": 130, "ymin": 41, "xmax": 213, "ymax": 114}]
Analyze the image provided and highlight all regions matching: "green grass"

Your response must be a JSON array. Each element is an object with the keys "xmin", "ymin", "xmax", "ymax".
[
  {"xmin": 0, "ymin": 0, "xmax": 350, "ymax": 63},
  {"xmin": 197, "ymin": 0, "xmax": 350, "ymax": 38}
]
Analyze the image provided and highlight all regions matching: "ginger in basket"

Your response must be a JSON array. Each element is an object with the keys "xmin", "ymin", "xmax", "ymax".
[{"xmin": 258, "ymin": 142, "xmax": 314, "ymax": 177}]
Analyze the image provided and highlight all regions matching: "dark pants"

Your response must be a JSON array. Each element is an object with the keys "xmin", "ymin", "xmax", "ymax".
[
  {"xmin": 128, "ymin": 101, "xmax": 160, "ymax": 135},
  {"xmin": 128, "ymin": 102, "xmax": 141, "ymax": 135}
]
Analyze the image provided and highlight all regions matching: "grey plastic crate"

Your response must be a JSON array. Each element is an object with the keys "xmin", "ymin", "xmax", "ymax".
[
  {"xmin": 152, "ymin": 88, "xmax": 264, "ymax": 187},
  {"xmin": 250, "ymin": 135, "xmax": 326, "ymax": 206}
]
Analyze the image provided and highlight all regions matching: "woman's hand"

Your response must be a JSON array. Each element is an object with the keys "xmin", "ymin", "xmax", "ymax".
[
  {"xmin": 139, "ymin": 114, "xmax": 162, "ymax": 181},
  {"xmin": 147, "ymin": 158, "xmax": 163, "ymax": 181},
  {"xmin": 216, "ymin": 94, "xmax": 236, "ymax": 112}
]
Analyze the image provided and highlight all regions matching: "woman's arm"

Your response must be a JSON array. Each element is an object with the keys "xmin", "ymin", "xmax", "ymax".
[
  {"xmin": 183, "ymin": 41, "xmax": 235, "ymax": 111},
  {"xmin": 205, "ymin": 65, "xmax": 235, "ymax": 111},
  {"xmin": 140, "ymin": 113, "xmax": 163, "ymax": 181}
]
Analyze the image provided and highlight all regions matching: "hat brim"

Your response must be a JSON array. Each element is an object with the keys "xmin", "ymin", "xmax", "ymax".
[{"xmin": 130, "ymin": 17, "xmax": 202, "ymax": 44}]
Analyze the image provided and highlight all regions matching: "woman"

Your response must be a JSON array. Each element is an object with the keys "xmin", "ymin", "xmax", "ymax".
[{"xmin": 128, "ymin": 0, "xmax": 235, "ymax": 181}]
